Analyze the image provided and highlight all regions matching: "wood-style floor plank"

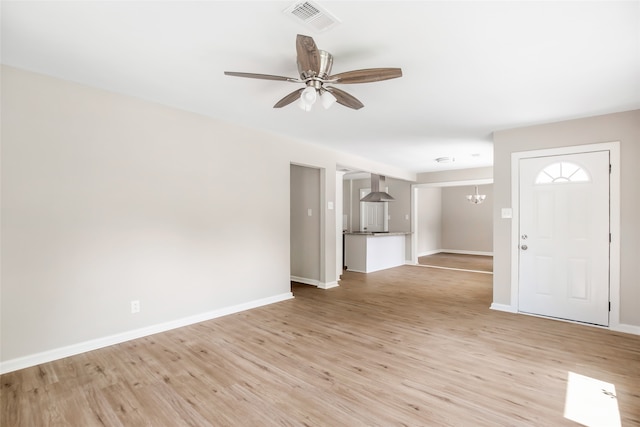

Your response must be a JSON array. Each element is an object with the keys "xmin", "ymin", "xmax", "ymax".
[
  {"xmin": 2, "ymin": 265, "xmax": 639, "ymax": 426},
  {"xmin": 419, "ymin": 252, "xmax": 493, "ymax": 272}
]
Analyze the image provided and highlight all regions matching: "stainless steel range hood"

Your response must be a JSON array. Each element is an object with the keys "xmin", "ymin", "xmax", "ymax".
[{"xmin": 360, "ymin": 174, "xmax": 395, "ymax": 202}]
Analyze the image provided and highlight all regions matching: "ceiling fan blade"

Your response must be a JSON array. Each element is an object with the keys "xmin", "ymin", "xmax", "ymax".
[
  {"xmin": 324, "ymin": 86, "xmax": 364, "ymax": 110},
  {"xmin": 273, "ymin": 88, "xmax": 305, "ymax": 108},
  {"xmin": 296, "ymin": 34, "xmax": 321, "ymax": 79},
  {"xmin": 224, "ymin": 71, "xmax": 300, "ymax": 83},
  {"xmin": 329, "ymin": 68, "xmax": 403, "ymax": 84}
]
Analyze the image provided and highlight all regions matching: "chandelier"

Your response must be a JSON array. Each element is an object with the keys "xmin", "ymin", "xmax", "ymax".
[{"xmin": 466, "ymin": 186, "xmax": 486, "ymax": 204}]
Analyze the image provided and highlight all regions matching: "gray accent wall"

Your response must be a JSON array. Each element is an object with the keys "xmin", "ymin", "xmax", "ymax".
[
  {"xmin": 290, "ymin": 165, "xmax": 320, "ymax": 284},
  {"xmin": 441, "ymin": 185, "xmax": 493, "ymax": 253}
]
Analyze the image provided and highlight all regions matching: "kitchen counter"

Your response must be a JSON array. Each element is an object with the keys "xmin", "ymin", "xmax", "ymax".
[{"xmin": 344, "ymin": 231, "xmax": 410, "ymax": 273}]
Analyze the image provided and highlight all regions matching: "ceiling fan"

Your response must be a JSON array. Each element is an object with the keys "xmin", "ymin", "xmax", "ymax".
[{"xmin": 224, "ymin": 34, "xmax": 402, "ymax": 111}]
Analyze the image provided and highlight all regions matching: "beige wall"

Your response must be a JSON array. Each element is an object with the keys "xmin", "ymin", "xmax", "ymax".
[
  {"xmin": 441, "ymin": 185, "xmax": 493, "ymax": 253},
  {"xmin": 493, "ymin": 110, "xmax": 640, "ymax": 328},
  {"xmin": 290, "ymin": 165, "xmax": 320, "ymax": 284},
  {"xmin": 0, "ymin": 67, "xmax": 287, "ymax": 363},
  {"xmin": 416, "ymin": 187, "xmax": 442, "ymax": 255},
  {"xmin": 0, "ymin": 66, "xmax": 417, "ymax": 370},
  {"xmin": 387, "ymin": 178, "xmax": 413, "ymax": 233}
]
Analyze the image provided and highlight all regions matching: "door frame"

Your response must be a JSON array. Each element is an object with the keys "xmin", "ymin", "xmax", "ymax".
[{"xmin": 510, "ymin": 142, "xmax": 620, "ymax": 328}]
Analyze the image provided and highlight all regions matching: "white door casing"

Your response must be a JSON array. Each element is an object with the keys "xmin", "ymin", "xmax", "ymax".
[{"xmin": 518, "ymin": 151, "xmax": 610, "ymax": 326}]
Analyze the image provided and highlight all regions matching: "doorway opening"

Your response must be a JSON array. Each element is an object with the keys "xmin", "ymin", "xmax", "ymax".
[{"xmin": 411, "ymin": 179, "xmax": 493, "ymax": 268}]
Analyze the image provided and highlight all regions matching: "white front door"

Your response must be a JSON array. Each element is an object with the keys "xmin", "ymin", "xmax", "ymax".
[
  {"xmin": 360, "ymin": 189, "xmax": 388, "ymax": 232},
  {"xmin": 518, "ymin": 151, "xmax": 610, "ymax": 326}
]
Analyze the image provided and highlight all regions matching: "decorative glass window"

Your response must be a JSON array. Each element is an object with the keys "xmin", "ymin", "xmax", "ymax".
[{"xmin": 535, "ymin": 162, "xmax": 590, "ymax": 184}]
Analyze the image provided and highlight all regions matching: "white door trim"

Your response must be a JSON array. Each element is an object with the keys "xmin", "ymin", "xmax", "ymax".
[{"xmin": 510, "ymin": 142, "xmax": 620, "ymax": 329}]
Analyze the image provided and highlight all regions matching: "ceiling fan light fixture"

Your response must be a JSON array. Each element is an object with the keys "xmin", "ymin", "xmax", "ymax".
[
  {"xmin": 321, "ymin": 90, "xmax": 336, "ymax": 109},
  {"xmin": 299, "ymin": 86, "xmax": 317, "ymax": 111}
]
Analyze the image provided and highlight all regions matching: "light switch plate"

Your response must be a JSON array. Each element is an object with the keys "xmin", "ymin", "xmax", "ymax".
[{"xmin": 501, "ymin": 208, "xmax": 512, "ymax": 219}]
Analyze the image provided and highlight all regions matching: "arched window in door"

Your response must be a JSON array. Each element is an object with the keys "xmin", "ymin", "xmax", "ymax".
[{"xmin": 535, "ymin": 162, "xmax": 590, "ymax": 184}]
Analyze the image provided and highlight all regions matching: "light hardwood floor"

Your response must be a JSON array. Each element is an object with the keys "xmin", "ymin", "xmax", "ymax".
[
  {"xmin": 2, "ymin": 266, "xmax": 639, "ymax": 426},
  {"xmin": 418, "ymin": 252, "xmax": 493, "ymax": 272}
]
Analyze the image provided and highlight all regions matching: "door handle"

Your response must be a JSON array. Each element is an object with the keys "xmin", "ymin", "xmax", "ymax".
[{"xmin": 521, "ymin": 244, "xmax": 528, "ymax": 250}]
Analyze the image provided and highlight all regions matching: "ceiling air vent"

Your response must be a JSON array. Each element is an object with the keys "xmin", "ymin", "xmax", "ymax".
[{"xmin": 284, "ymin": 1, "xmax": 340, "ymax": 33}]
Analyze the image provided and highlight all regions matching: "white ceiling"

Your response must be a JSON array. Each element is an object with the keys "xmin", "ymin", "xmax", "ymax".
[{"xmin": 2, "ymin": 1, "xmax": 639, "ymax": 174}]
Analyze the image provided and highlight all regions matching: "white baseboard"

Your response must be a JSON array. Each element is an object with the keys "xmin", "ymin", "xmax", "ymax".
[
  {"xmin": 611, "ymin": 323, "xmax": 640, "ymax": 336},
  {"xmin": 440, "ymin": 249, "xmax": 494, "ymax": 256},
  {"xmin": 490, "ymin": 302, "xmax": 517, "ymax": 313},
  {"xmin": 290, "ymin": 275, "xmax": 319, "ymax": 286},
  {"xmin": 0, "ymin": 292, "xmax": 294, "ymax": 375},
  {"xmin": 291, "ymin": 276, "xmax": 338, "ymax": 289},
  {"xmin": 418, "ymin": 249, "xmax": 494, "ymax": 257},
  {"xmin": 317, "ymin": 281, "xmax": 339, "ymax": 290},
  {"xmin": 489, "ymin": 306, "xmax": 640, "ymax": 336}
]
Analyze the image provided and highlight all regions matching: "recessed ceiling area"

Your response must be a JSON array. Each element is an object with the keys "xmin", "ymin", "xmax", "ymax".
[{"xmin": 2, "ymin": 1, "xmax": 638, "ymax": 173}]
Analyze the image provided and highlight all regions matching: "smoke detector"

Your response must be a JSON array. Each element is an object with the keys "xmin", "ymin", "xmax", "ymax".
[{"xmin": 284, "ymin": 1, "xmax": 340, "ymax": 33}]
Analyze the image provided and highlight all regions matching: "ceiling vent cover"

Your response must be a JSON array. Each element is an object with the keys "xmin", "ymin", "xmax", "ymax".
[{"xmin": 284, "ymin": 1, "xmax": 340, "ymax": 33}]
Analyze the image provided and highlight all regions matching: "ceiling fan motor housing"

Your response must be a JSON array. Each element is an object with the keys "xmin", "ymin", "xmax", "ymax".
[{"xmin": 298, "ymin": 50, "xmax": 333, "ymax": 81}]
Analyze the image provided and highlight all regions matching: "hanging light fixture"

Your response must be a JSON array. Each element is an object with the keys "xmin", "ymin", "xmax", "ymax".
[{"xmin": 466, "ymin": 186, "xmax": 486, "ymax": 204}]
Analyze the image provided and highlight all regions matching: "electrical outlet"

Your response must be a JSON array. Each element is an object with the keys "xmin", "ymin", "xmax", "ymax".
[{"xmin": 130, "ymin": 300, "xmax": 140, "ymax": 314}]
